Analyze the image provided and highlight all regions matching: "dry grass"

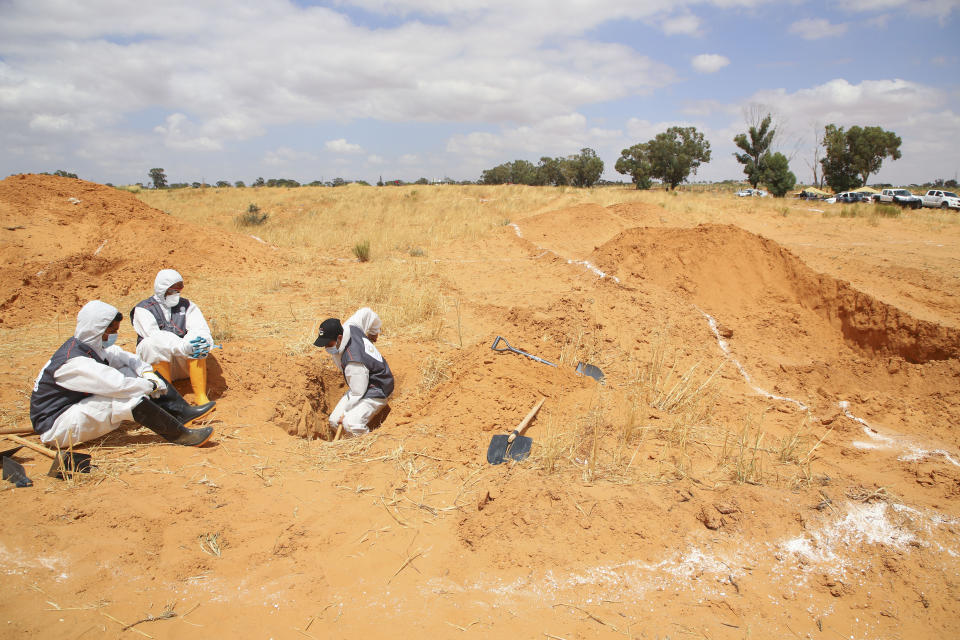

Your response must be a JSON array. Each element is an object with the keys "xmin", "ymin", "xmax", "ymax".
[{"xmin": 418, "ymin": 354, "xmax": 452, "ymax": 393}]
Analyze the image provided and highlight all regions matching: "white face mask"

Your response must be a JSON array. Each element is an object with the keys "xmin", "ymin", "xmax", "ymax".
[
  {"xmin": 164, "ymin": 293, "xmax": 181, "ymax": 308},
  {"xmin": 102, "ymin": 333, "xmax": 118, "ymax": 348},
  {"xmin": 325, "ymin": 347, "xmax": 339, "ymax": 355}
]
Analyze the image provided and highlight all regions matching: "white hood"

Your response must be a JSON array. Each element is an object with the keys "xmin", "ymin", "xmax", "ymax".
[
  {"xmin": 74, "ymin": 300, "xmax": 119, "ymax": 355},
  {"xmin": 153, "ymin": 269, "xmax": 183, "ymax": 301},
  {"xmin": 345, "ymin": 307, "xmax": 381, "ymax": 338},
  {"xmin": 340, "ymin": 307, "xmax": 382, "ymax": 354}
]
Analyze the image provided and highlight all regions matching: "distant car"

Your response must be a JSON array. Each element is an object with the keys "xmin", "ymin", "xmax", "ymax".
[
  {"xmin": 876, "ymin": 188, "xmax": 922, "ymax": 209},
  {"xmin": 836, "ymin": 191, "xmax": 872, "ymax": 203},
  {"xmin": 736, "ymin": 188, "xmax": 768, "ymax": 197},
  {"xmin": 921, "ymin": 190, "xmax": 960, "ymax": 210}
]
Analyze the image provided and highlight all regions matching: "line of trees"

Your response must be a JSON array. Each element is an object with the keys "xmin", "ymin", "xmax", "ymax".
[
  {"xmin": 142, "ymin": 124, "xmax": 905, "ymax": 196},
  {"xmin": 480, "ymin": 148, "xmax": 604, "ymax": 187}
]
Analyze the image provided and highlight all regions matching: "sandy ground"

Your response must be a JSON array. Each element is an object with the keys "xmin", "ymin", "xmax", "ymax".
[{"xmin": 1, "ymin": 174, "xmax": 959, "ymax": 639}]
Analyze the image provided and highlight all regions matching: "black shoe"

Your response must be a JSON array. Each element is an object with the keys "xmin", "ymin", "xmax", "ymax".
[
  {"xmin": 132, "ymin": 398, "xmax": 213, "ymax": 447},
  {"xmin": 152, "ymin": 373, "xmax": 216, "ymax": 425}
]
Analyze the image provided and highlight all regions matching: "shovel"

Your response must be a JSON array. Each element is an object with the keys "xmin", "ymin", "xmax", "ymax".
[
  {"xmin": 1, "ymin": 447, "xmax": 32, "ymax": 488},
  {"xmin": 487, "ymin": 398, "xmax": 545, "ymax": 465},
  {"xmin": 3, "ymin": 434, "xmax": 92, "ymax": 479},
  {"xmin": 491, "ymin": 336, "xmax": 604, "ymax": 382}
]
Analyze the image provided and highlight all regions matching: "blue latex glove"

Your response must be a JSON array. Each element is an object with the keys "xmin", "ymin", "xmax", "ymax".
[{"xmin": 188, "ymin": 336, "xmax": 211, "ymax": 359}]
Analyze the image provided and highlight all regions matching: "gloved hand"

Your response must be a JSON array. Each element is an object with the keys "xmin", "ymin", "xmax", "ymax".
[
  {"xmin": 187, "ymin": 336, "xmax": 211, "ymax": 359},
  {"xmin": 142, "ymin": 371, "xmax": 167, "ymax": 398}
]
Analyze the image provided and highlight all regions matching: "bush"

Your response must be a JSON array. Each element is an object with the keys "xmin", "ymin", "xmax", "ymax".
[
  {"xmin": 353, "ymin": 240, "xmax": 371, "ymax": 262},
  {"xmin": 235, "ymin": 203, "xmax": 268, "ymax": 226}
]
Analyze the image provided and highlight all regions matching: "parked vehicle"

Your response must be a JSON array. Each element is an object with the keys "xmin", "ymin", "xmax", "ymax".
[
  {"xmin": 736, "ymin": 188, "xmax": 768, "ymax": 197},
  {"xmin": 875, "ymin": 188, "xmax": 922, "ymax": 209},
  {"xmin": 921, "ymin": 189, "xmax": 960, "ymax": 210},
  {"xmin": 836, "ymin": 191, "xmax": 872, "ymax": 203}
]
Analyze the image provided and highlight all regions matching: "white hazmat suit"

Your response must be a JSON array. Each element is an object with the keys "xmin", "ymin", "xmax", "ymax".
[
  {"xmin": 31, "ymin": 301, "xmax": 159, "ymax": 447},
  {"xmin": 133, "ymin": 269, "xmax": 213, "ymax": 380},
  {"xmin": 328, "ymin": 308, "xmax": 390, "ymax": 436}
]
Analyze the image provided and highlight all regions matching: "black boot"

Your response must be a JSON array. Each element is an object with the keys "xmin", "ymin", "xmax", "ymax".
[
  {"xmin": 152, "ymin": 373, "xmax": 215, "ymax": 425},
  {"xmin": 131, "ymin": 398, "xmax": 213, "ymax": 447}
]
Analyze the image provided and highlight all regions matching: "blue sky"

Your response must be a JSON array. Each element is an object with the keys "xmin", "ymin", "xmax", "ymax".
[{"xmin": 1, "ymin": 0, "xmax": 957, "ymax": 187}]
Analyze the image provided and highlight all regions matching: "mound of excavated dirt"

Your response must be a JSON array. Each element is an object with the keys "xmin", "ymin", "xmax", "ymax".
[
  {"xmin": 0, "ymin": 174, "xmax": 284, "ymax": 328},
  {"xmin": 592, "ymin": 224, "xmax": 960, "ymax": 364}
]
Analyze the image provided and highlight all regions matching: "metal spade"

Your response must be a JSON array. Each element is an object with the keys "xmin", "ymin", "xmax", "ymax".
[
  {"xmin": 490, "ymin": 336, "xmax": 604, "ymax": 383},
  {"xmin": 487, "ymin": 398, "xmax": 545, "ymax": 465}
]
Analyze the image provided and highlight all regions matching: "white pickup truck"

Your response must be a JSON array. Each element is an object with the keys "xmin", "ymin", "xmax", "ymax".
[
  {"xmin": 874, "ymin": 188, "xmax": 922, "ymax": 209},
  {"xmin": 921, "ymin": 189, "xmax": 960, "ymax": 210}
]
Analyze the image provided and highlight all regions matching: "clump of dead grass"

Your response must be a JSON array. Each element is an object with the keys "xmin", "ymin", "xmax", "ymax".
[{"xmin": 418, "ymin": 354, "xmax": 452, "ymax": 392}]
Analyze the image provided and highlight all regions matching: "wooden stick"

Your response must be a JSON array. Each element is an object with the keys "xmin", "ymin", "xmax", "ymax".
[
  {"xmin": 333, "ymin": 425, "xmax": 344, "ymax": 441},
  {"xmin": 3, "ymin": 434, "xmax": 57, "ymax": 459},
  {"xmin": 0, "ymin": 427, "xmax": 34, "ymax": 435}
]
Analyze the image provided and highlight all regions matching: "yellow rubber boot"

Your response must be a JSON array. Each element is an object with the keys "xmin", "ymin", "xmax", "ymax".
[
  {"xmin": 189, "ymin": 358, "xmax": 210, "ymax": 404},
  {"xmin": 154, "ymin": 361, "xmax": 173, "ymax": 382}
]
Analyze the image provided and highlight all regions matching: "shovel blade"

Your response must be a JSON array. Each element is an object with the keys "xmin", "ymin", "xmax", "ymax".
[
  {"xmin": 486, "ymin": 435, "xmax": 510, "ymax": 465},
  {"xmin": 47, "ymin": 452, "xmax": 92, "ymax": 479},
  {"xmin": 575, "ymin": 361, "xmax": 605, "ymax": 383},
  {"xmin": 487, "ymin": 434, "xmax": 534, "ymax": 465},
  {"xmin": 505, "ymin": 435, "xmax": 533, "ymax": 462},
  {"xmin": 3, "ymin": 456, "xmax": 33, "ymax": 488}
]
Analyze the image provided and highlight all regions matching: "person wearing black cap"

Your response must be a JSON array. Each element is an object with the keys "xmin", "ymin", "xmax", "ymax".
[{"xmin": 315, "ymin": 314, "xmax": 394, "ymax": 436}]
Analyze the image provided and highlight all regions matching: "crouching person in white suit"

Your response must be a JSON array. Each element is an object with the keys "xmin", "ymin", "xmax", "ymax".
[
  {"xmin": 314, "ymin": 312, "xmax": 394, "ymax": 437},
  {"xmin": 132, "ymin": 269, "xmax": 215, "ymax": 406},
  {"xmin": 30, "ymin": 300, "xmax": 215, "ymax": 448}
]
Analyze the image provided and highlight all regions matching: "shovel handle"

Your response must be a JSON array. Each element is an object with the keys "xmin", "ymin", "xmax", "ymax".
[
  {"xmin": 3, "ymin": 434, "xmax": 57, "ymax": 459},
  {"xmin": 0, "ymin": 427, "xmax": 35, "ymax": 435},
  {"xmin": 490, "ymin": 336, "xmax": 558, "ymax": 368},
  {"xmin": 508, "ymin": 398, "xmax": 546, "ymax": 443}
]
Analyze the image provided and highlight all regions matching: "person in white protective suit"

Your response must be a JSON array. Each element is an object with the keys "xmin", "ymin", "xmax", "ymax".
[
  {"xmin": 131, "ymin": 269, "xmax": 215, "ymax": 405},
  {"xmin": 30, "ymin": 300, "xmax": 215, "ymax": 448},
  {"xmin": 314, "ymin": 308, "xmax": 393, "ymax": 437}
]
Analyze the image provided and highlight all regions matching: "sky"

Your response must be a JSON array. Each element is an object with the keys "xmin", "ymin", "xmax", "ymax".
[{"xmin": 1, "ymin": 0, "xmax": 958, "ymax": 187}]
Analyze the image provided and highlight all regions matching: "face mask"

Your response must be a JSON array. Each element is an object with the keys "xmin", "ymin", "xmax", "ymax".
[
  {"xmin": 325, "ymin": 347, "xmax": 339, "ymax": 355},
  {"xmin": 102, "ymin": 333, "xmax": 117, "ymax": 348},
  {"xmin": 164, "ymin": 293, "xmax": 181, "ymax": 308}
]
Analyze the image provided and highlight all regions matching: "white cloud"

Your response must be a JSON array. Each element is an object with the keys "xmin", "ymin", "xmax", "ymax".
[
  {"xmin": 325, "ymin": 138, "xmax": 364, "ymax": 154},
  {"xmin": 367, "ymin": 154, "xmax": 384, "ymax": 164},
  {"xmin": 661, "ymin": 12, "xmax": 702, "ymax": 36},
  {"xmin": 836, "ymin": 0, "xmax": 959, "ymax": 19},
  {"xmin": 264, "ymin": 146, "xmax": 316, "ymax": 166},
  {"xmin": 788, "ymin": 18, "xmax": 849, "ymax": 39},
  {"xmin": 698, "ymin": 78, "xmax": 960, "ymax": 184},
  {"xmin": 153, "ymin": 113, "xmax": 221, "ymax": 151},
  {"xmin": 399, "ymin": 154, "xmax": 419, "ymax": 164},
  {"xmin": 691, "ymin": 54, "xmax": 730, "ymax": 74},
  {"xmin": 866, "ymin": 13, "xmax": 891, "ymax": 27}
]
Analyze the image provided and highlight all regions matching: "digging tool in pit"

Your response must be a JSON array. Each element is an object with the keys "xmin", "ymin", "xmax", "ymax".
[
  {"xmin": 487, "ymin": 397, "xmax": 545, "ymax": 465},
  {"xmin": 490, "ymin": 336, "xmax": 604, "ymax": 382}
]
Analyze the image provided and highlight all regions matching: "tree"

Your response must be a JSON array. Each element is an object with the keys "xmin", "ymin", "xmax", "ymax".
[
  {"xmin": 847, "ymin": 125, "xmax": 901, "ymax": 186},
  {"xmin": 235, "ymin": 180, "xmax": 246, "ymax": 188},
  {"xmin": 820, "ymin": 124, "xmax": 901, "ymax": 192},
  {"xmin": 215, "ymin": 180, "xmax": 231, "ymax": 188},
  {"xmin": 50, "ymin": 169, "xmax": 78, "ymax": 179},
  {"xmin": 615, "ymin": 143, "xmax": 653, "ymax": 189},
  {"xmin": 148, "ymin": 168, "xmax": 167, "ymax": 189},
  {"xmin": 252, "ymin": 177, "xmax": 265, "ymax": 187},
  {"xmin": 566, "ymin": 148, "xmax": 604, "ymax": 187},
  {"xmin": 645, "ymin": 126, "xmax": 712, "ymax": 189},
  {"xmin": 820, "ymin": 125, "xmax": 858, "ymax": 192},
  {"xmin": 535, "ymin": 156, "xmax": 568, "ymax": 186},
  {"xmin": 733, "ymin": 113, "xmax": 776, "ymax": 189},
  {"xmin": 761, "ymin": 152, "xmax": 796, "ymax": 197}
]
